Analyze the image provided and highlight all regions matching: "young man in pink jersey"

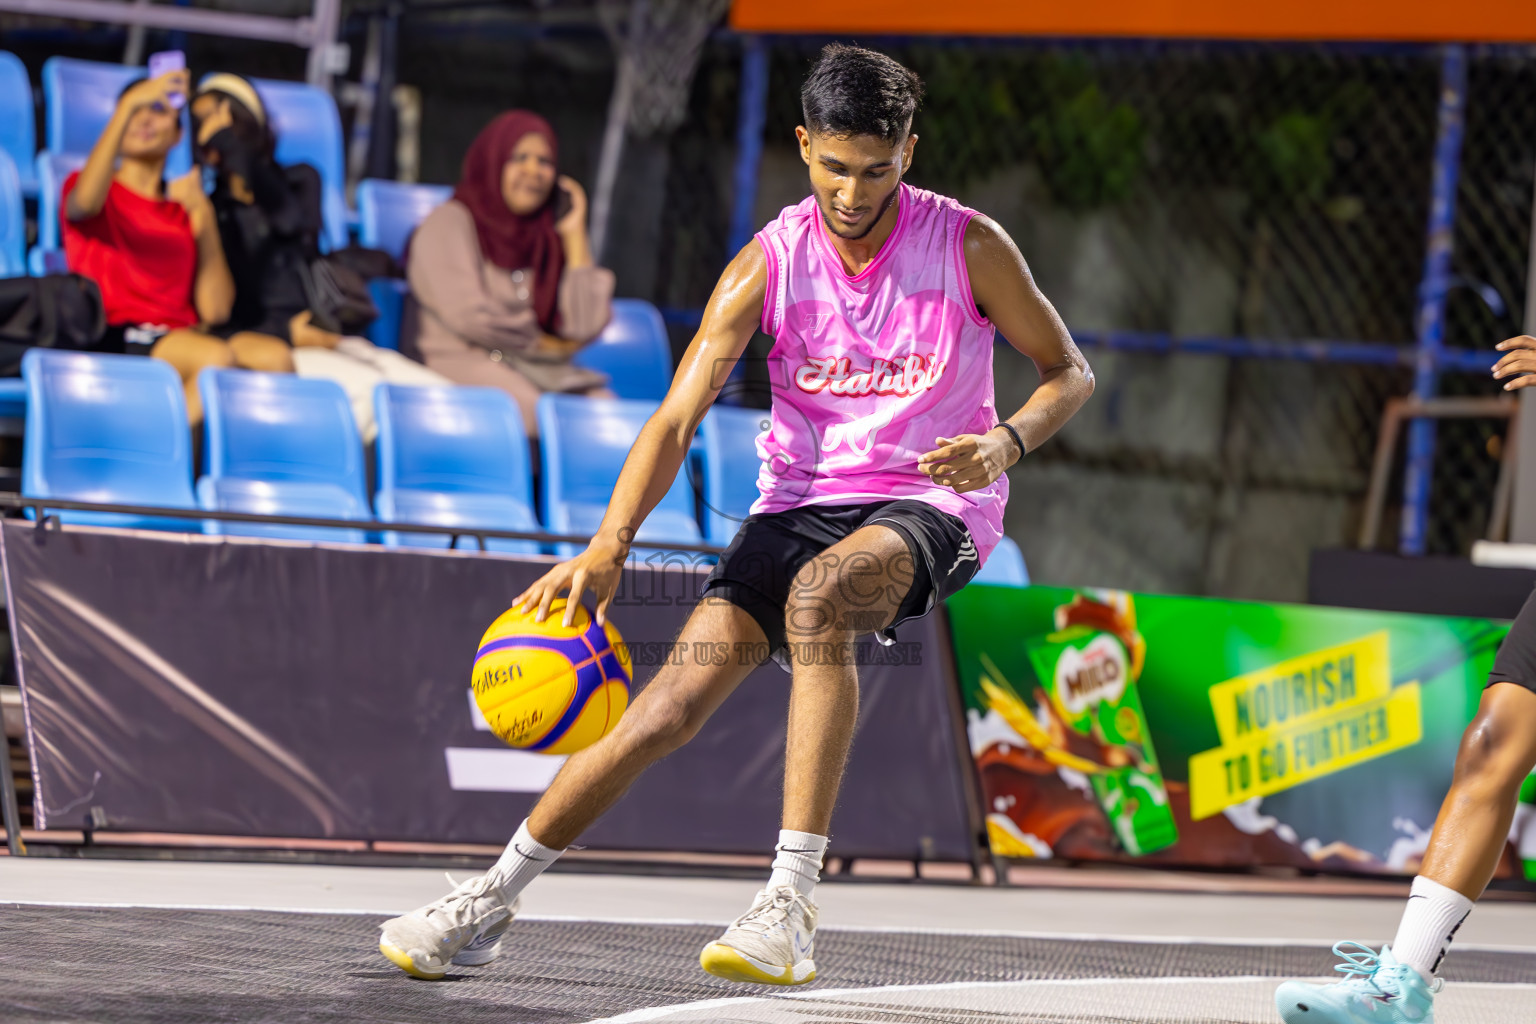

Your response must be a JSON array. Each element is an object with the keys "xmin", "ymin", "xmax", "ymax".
[{"xmin": 380, "ymin": 44, "xmax": 1094, "ymax": 985}]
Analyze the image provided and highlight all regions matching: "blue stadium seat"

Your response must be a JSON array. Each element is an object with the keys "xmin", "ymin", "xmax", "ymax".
[
  {"xmin": 198, "ymin": 368, "xmax": 370, "ymax": 543},
  {"xmin": 356, "ymin": 184, "xmax": 451, "ymax": 353},
  {"xmin": 364, "ymin": 278, "xmax": 407, "ymax": 350},
  {"xmin": 699, "ymin": 404, "xmax": 769, "ymax": 545},
  {"xmin": 0, "ymin": 379, "xmax": 27, "ymax": 427},
  {"xmin": 537, "ymin": 393, "xmax": 706, "ymax": 562},
  {"xmin": 21, "ymin": 350, "xmax": 198, "ymax": 531},
  {"xmin": 29, "ymin": 151, "xmax": 84, "ymax": 275},
  {"xmin": 197, "ymin": 477, "xmax": 369, "ymax": 545},
  {"xmin": 970, "ymin": 536, "xmax": 1030, "ymax": 587},
  {"xmin": 572, "ymin": 299, "xmax": 673, "ymax": 402},
  {"xmin": 374, "ymin": 383, "xmax": 541, "ymax": 555},
  {"xmin": 377, "ymin": 489, "xmax": 541, "ymax": 554},
  {"xmin": 243, "ymin": 76, "xmax": 349, "ymax": 252},
  {"xmin": 356, "ymin": 180, "xmax": 451, "ymax": 348},
  {"xmin": 0, "ymin": 52, "xmax": 37, "ymax": 197},
  {"xmin": 0, "ymin": 150, "xmax": 24, "ymax": 277},
  {"xmin": 43, "ymin": 58, "xmax": 191, "ymax": 177},
  {"xmin": 357, "ymin": 179, "xmax": 452, "ymax": 260}
]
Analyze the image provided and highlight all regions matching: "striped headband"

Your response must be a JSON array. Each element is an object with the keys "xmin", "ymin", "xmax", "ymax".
[{"xmin": 195, "ymin": 72, "xmax": 266, "ymax": 126}]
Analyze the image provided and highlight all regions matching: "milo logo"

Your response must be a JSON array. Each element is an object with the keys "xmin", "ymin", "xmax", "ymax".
[{"xmin": 1054, "ymin": 634, "xmax": 1128, "ymax": 716}]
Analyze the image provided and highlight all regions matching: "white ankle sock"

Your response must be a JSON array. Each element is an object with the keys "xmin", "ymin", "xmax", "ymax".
[
  {"xmin": 1392, "ymin": 875, "xmax": 1474, "ymax": 981},
  {"xmin": 488, "ymin": 819, "xmax": 563, "ymax": 900},
  {"xmin": 766, "ymin": 829, "xmax": 828, "ymax": 897}
]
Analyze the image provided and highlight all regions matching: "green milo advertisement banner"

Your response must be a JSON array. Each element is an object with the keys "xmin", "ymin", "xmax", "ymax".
[{"xmin": 946, "ymin": 585, "xmax": 1536, "ymax": 880}]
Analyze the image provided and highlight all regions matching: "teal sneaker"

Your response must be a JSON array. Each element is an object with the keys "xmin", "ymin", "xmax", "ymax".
[{"xmin": 1276, "ymin": 942, "xmax": 1442, "ymax": 1023}]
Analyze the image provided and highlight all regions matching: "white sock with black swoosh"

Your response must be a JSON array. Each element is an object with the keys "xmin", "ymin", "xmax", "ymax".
[
  {"xmin": 489, "ymin": 819, "xmax": 563, "ymax": 902},
  {"xmin": 1392, "ymin": 875, "xmax": 1474, "ymax": 982},
  {"xmin": 767, "ymin": 829, "xmax": 828, "ymax": 897}
]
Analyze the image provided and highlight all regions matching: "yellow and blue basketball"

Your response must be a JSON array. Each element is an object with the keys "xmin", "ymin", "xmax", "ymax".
[{"xmin": 471, "ymin": 599, "xmax": 632, "ymax": 755}]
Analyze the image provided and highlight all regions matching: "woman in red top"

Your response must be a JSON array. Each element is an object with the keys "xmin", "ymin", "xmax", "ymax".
[{"xmin": 62, "ymin": 69, "xmax": 292, "ymax": 423}]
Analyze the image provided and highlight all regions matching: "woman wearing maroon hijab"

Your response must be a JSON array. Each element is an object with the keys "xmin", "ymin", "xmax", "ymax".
[{"xmin": 407, "ymin": 110, "xmax": 614, "ymax": 435}]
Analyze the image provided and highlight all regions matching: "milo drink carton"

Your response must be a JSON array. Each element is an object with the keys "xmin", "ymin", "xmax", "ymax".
[{"xmin": 1022, "ymin": 625, "xmax": 1180, "ymax": 856}]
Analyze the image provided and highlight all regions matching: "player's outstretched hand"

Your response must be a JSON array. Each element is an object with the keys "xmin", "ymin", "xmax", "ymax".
[
  {"xmin": 1494, "ymin": 335, "xmax": 1536, "ymax": 391},
  {"xmin": 511, "ymin": 536, "xmax": 628, "ymax": 629},
  {"xmin": 917, "ymin": 431, "xmax": 1019, "ymax": 493}
]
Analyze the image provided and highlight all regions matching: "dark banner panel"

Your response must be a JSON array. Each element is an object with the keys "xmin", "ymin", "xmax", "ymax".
[
  {"xmin": 3, "ymin": 523, "xmax": 976, "ymax": 861},
  {"xmin": 1309, "ymin": 548, "xmax": 1536, "ymax": 620}
]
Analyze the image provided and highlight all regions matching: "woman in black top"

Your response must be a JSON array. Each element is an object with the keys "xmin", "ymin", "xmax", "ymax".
[
  {"xmin": 191, "ymin": 73, "xmax": 447, "ymax": 440},
  {"xmin": 193, "ymin": 75, "xmax": 320, "ymax": 346}
]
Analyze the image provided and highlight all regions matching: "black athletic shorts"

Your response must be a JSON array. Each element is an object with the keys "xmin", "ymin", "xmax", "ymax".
[
  {"xmin": 700, "ymin": 498, "xmax": 980, "ymax": 672},
  {"xmin": 1487, "ymin": 586, "xmax": 1536, "ymax": 694}
]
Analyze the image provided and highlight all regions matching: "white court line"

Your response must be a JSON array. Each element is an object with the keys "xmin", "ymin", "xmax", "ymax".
[
  {"xmin": 3, "ymin": 899, "xmax": 1536, "ymax": 955},
  {"xmin": 1, "ymin": 899, "xmax": 407, "ymax": 917},
  {"xmin": 577, "ymin": 977, "xmax": 1536, "ymax": 1024},
  {"xmin": 767, "ymin": 920, "xmax": 1536, "ymax": 954}
]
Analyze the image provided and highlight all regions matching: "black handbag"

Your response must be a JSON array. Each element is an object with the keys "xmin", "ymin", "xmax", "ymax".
[
  {"xmin": 0, "ymin": 273, "xmax": 107, "ymax": 375},
  {"xmin": 300, "ymin": 254, "xmax": 379, "ymax": 336}
]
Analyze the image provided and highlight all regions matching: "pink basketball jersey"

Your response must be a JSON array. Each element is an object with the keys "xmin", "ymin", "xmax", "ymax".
[{"xmin": 751, "ymin": 182, "xmax": 1007, "ymax": 564}]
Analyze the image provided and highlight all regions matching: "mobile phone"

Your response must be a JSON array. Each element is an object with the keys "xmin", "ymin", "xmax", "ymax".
[
  {"xmin": 147, "ymin": 50, "xmax": 187, "ymax": 109},
  {"xmin": 553, "ymin": 184, "xmax": 573, "ymax": 222}
]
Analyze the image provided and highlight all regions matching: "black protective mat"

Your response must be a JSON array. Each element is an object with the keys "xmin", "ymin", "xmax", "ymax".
[{"xmin": 2, "ymin": 905, "xmax": 1532, "ymax": 1023}]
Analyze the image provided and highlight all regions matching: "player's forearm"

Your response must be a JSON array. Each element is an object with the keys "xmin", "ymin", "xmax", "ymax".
[
  {"xmin": 1000, "ymin": 362, "xmax": 1095, "ymax": 456},
  {"xmin": 586, "ymin": 241, "xmax": 761, "ymax": 556},
  {"xmin": 593, "ymin": 413, "xmax": 699, "ymax": 555}
]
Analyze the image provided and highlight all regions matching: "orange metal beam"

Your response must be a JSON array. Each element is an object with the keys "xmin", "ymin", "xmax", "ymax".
[{"xmin": 730, "ymin": 0, "xmax": 1536, "ymax": 44}]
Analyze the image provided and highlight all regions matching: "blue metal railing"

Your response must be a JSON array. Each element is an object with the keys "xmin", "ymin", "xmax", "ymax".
[
  {"xmin": 0, "ymin": 493, "xmax": 729, "ymax": 557},
  {"xmin": 1063, "ymin": 330, "xmax": 1493, "ymax": 373},
  {"xmin": 655, "ymin": 308, "xmax": 1499, "ymax": 376}
]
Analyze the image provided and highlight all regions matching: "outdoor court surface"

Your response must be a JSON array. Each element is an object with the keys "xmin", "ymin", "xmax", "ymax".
[{"xmin": 3, "ymin": 859, "xmax": 1535, "ymax": 1023}]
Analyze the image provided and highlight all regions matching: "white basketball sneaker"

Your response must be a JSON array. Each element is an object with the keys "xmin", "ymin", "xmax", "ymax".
[
  {"xmin": 699, "ymin": 884, "xmax": 818, "ymax": 986},
  {"xmin": 379, "ymin": 872, "xmax": 518, "ymax": 979}
]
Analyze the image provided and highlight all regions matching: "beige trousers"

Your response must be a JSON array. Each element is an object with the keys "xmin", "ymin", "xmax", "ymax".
[{"xmin": 291, "ymin": 337, "xmax": 453, "ymax": 445}]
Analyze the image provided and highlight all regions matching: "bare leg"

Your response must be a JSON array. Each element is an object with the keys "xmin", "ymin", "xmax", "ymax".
[
  {"xmin": 227, "ymin": 331, "xmax": 296, "ymax": 373},
  {"xmin": 1272, "ymin": 688, "xmax": 1536, "ymax": 1008},
  {"xmin": 149, "ymin": 329, "xmax": 235, "ymax": 424},
  {"xmin": 780, "ymin": 525, "xmax": 914, "ymax": 835},
  {"xmin": 380, "ymin": 599, "xmax": 771, "ymax": 980},
  {"xmin": 1418, "ymin": 682, "xmax": 1536, "ymax": 898},
  {"xmin": 526, "ymin": 597, "xmax": 767, "ymax": 848}
]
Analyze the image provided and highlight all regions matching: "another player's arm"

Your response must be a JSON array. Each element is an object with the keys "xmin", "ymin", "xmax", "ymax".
[
  {"xmin": 513, "ymin": 241, "xmax": 767, "ymax": 627},
  {"xmin": 917, "ymin": 215, "xmax": 1095, "ymax": 492},
  {"xmin": 1493, "ymin": 335, "xmax": 1536, "ymax": 390}
]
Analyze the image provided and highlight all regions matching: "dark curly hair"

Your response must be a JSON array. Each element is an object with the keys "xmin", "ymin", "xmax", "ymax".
[{"xmin": 801, "ymin": 43, "xmax": 924, "ymax": 144}]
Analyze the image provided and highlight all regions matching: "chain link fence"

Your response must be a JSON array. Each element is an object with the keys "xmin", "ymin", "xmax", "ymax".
[
  {"xmin": 660, "ymin": 37, "xmax": 1534, "ymax": 600},
  {"xmin": 1431, "ymin": 48, "xmax": 1536, "ymax": 560},
  {"xmin": 761, "ymin": 41, "xmax": 1437, "ymax": 343}
]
